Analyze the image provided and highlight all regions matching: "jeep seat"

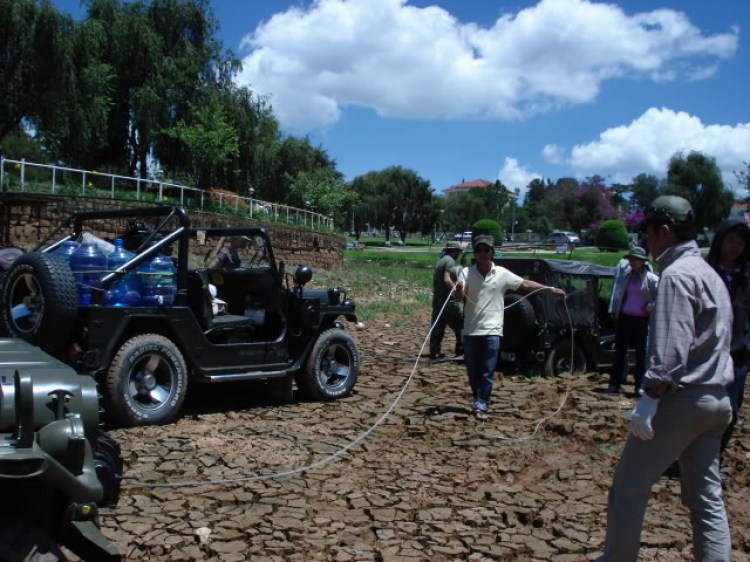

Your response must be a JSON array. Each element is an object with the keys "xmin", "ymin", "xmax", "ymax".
[{"xmin": 187, "ymin": 269, "xmax": 258, "ymax": 338}]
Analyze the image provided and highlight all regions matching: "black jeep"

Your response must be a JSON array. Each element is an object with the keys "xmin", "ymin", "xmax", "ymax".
[
  {"xmin": 0, "ymin": 206, "xmax": 360, "ymax": 426},
  {"xmin": 486, "ymin": 257, "xmax": 622, "ymax": 377}
]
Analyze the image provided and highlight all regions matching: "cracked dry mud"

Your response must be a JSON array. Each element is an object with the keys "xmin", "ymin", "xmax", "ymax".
[{"xmin": 89, "ymin": 300, "xmax": 748, "ymax": 562}]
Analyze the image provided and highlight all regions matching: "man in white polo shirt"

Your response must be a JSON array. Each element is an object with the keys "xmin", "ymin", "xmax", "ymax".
[{"xmin": 455, "ymin": 234, "xmax": 566, "ymax": 420}]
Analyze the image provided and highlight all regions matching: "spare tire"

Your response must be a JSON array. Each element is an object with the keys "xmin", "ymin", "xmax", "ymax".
[
  {"xmin": 502, "ymin": 293, "xmax": 537, "ymax": 352},
  {"xmin": 0, "ymin": 252, "xmax": 78, "ymax": 356}
]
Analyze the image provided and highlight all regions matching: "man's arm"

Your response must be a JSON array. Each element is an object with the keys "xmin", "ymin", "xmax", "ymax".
[
  {"xmin": 209, "ymin": 250, "xmax": 227, "ymax": 269},
  {"xmin": 454, "ymin": 269, "xmax": 466, "ymax": 302},
  {"xmin": 443, "ymin": 269, "xmax": 456, "ymax": 291},
  {"xmin": 519, "ymin": 279, "xmax": 566, "ymax": 297}
]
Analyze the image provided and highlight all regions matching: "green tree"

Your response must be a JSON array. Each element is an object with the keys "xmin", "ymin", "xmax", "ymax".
[
  {"xmin": 287, "ymin": 168, "xmax": 357, "ymax": 228},
  {"xmin": 0, "ymin": 0, "xmax": 39, "ymax": 145},
  {"xmin": 522, "ymin": 178, "xmax": 554, "ymax": 234},
  {"xmin": 666, "ymin": 151, "xmax": 734, "ymax": 230},
  {"xmin": 162, "ymin": 96, "xmax": 239, "ymax": 188},
  {"xmin": 350, "ymin": 172, "xmax": 382, "ymax": 239},
  {"xmin": 629, "ymin": 173, "xmax": 663, "ymax": 211},
  {"xmin": 734, "ymin": 162, "xmax": 750, "ymax": 211}
]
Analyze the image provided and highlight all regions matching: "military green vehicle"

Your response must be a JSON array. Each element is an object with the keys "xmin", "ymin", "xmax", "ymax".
[{"xmin": 0, "ymin": 338, "xmax": 122, "ymax": 561}]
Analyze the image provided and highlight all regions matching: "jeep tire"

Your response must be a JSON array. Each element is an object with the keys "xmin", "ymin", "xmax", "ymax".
[
  {"xmin": 297, "ymin": 328, "xmax": 359, "ymax": 400},
  {"xmin": 544, "ymin": 339, "xmax": 587, "ymax": 377},
  {"xmin": 104, "ymin": 334, "xmax": 188, "ymax": 426},
  {"xmin": 0, "ymin": 252, "xmax": 77, "ymax": 356}
]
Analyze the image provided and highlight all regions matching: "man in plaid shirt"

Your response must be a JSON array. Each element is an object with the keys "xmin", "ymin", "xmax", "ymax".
[{"xmin": 596, "ymin": 196, "xmax": 734, "ymax": 562}]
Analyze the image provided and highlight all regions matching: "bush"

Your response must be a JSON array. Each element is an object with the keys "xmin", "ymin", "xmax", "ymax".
[
  {"xmin": 596, "ymin": 219, "xmax": 629, "ymax": 251},
  {"xmin": 472, "ymin": 219, "xmax": 502, "ymax": 244}
]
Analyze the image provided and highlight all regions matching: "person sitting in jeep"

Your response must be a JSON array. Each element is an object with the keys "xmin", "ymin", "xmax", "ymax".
[{"xmin": 209, "ymin": 236, "xmax": 248, "ymax": 269}]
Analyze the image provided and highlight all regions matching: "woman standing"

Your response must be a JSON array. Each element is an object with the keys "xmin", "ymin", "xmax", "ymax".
[
  {"xmin": 707, "ymin": 219, "xmax": 750, "ymax": 484},
  {"xmin": 607, "ymin": 247, "xmax": 659, "ymax": 394}
]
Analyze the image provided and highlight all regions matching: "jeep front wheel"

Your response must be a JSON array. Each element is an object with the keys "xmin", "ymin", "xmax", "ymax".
[
  {"xmin": 544, "ymin": 339, "xmax": 587, "ymax": 377},
  {"xmin": 104, "ymin": 334, "xmax": 188, "ymax": 426},
  {"xmin": 297, "ymin": 328, "xmax": 359, "ymax": 400}
]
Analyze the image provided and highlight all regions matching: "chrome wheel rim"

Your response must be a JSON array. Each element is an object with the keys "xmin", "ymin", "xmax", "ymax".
[
  {"xmin": 128, "ymin": 353, "xmax": 175, "ymax": 411},
  {"xmin": 8, "ymin": 273, "xmax": 43, "ymax": 334},
  {"xmin": 318, "ymin": 343, "xmax": 352, "ymax": 391}
]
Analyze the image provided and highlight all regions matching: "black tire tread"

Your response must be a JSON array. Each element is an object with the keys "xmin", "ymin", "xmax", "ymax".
[
  {"xmin": 544, "ymin": 338, "xmax": 587, "ymax": 378},
  {"xmin": 104, "ymin": 334, "xmax": 188, "ymax": 427},
  {"xmin": 297, "ymin": 328, "xmax": 359, "ymax": 400},
  {"xmin": 0, "ymin": 252, "xmax": 77, "ymax": 355}
]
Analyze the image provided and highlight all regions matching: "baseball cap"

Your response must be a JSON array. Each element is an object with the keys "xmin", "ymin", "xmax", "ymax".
[
  {"xmin": 642, "ymin": 195, "xmax": 694, "ymax": 227},
  {"xmin": 473, "ymin": 234, "xmax": 494, "ymax": 249},
  {"xmin": 444, "ymin": 241, "xmax": 463, "ymax": 251}
]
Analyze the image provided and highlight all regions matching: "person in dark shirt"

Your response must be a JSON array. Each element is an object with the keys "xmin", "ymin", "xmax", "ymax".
[
  {"xmin": 429, "ymin": 241, "xmax": 463, "ymax": 360},
  {"xmin": 707, "ymin": 218, "xmax": 750, "ymax": 485},
  {"xmin": 209, "ymin": 236, "xmax": 247, "ymax": 269}
]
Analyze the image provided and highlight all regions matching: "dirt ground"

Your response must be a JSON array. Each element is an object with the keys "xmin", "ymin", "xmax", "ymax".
[{"xmin": 96, "ymin": 303, "xmax": 750, "ymax": 562}]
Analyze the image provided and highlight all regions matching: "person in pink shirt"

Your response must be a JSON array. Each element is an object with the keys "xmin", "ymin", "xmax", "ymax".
[{"xmin": 606, "ymin": 246, "xmax": 659, "ymax": 395}]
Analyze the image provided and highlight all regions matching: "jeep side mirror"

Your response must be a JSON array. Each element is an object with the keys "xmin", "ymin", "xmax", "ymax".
[{"xmin": 294, "ymin": 266, "xmax": 313, "ymax": 286}]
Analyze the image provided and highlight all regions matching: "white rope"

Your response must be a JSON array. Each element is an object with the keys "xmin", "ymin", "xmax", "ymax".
[
  {"xmin": 128, "ymin": 286, "xmax": 459, "ymax": 488},
  {"xmin": 475, "ymin": 296, "xmax": 576, "ymax": 442},
  {"xmin": 127, "ymin": 278, "xmax": 575, "ymax": 488}
]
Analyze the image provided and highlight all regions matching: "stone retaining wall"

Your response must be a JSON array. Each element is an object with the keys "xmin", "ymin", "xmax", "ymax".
[{"xmin": 2, "ymin": 196, "xmax": 344, "ymax": 270}]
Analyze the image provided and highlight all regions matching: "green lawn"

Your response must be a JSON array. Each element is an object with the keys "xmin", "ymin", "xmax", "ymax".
[{"xmin": 345, "ymin": 246, "xmax": 631, "ymax": 270}]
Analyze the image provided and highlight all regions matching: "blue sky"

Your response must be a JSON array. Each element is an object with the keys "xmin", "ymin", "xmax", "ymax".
[{"xmin": 53, "ymin": 0, "xmax": 750, "ymax": 197}]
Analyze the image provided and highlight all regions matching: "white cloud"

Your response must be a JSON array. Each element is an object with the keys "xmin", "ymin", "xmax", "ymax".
[
  {"xmin": 568, "ymin": 108, "xmax": 750, "ymax": 188},
  {"xmin": 498, "ymin": 157, "xmax": 542, "ymax": 192},
  {"xmin": 237, "ymin": 0, "xmax": 738, "ymax": 130},
  {"xmin": 542, "ymin": 143, "xmax": 566, "ymax": 165}
]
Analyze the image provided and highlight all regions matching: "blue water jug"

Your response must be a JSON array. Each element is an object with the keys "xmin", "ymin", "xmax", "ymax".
[
  {"xmin": 55, "ymin": 241, "xmax": 79, "ymax": 264},
  {"xmin": 70, "ymin": 241, "xmax": 107, "ymax": 305},
  {"xmin": 104, "ymin": 239, "xmax": 141, "ymax": 307},
  {"xmin": 138, "ymin": 253, "xmax": 176, "ymax": 308}
]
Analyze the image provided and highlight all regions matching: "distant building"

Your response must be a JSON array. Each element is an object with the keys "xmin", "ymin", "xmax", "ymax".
[{"xmin": 444, "ymin": 178, "xmax": 493, "ymax": 197}]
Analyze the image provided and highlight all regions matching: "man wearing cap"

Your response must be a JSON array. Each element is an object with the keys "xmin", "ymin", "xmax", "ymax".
[
  {"xmin": 209, "ymin": 235, "xmax": 248, "ymax": 269},
  {"xmin": 430, "ymin": 241, "xmax": 464, "ymax": 360},
  {"xmin": 455, "ymin": 234, "xmax": 565, "ymax": 420},
  {"xmin": 606, "ymin": 246, "xmax": 659, "ymax": 394},
  {"xmin": 596, "ymin": 196, "xmax": 734, "ymax": 561}
]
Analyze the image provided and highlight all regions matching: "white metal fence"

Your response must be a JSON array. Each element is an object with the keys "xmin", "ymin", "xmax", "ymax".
[{"xmin": 0, "ymin": 158, "xmax": 334, "ymax": 230}]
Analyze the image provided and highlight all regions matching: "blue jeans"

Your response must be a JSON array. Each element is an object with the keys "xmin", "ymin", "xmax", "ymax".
[{"xmin": 463, "ymin": 335, "xmax": 501, "ymax": 412}]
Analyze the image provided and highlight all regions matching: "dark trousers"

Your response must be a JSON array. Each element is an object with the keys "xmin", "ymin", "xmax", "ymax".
[
  {"xmin": 430, "ymin": 300, "xmax": 463, "ymax": 357},
  {"xmin": 609, "ymin": 314, "xmax": 649, "ymax": 391},
  {"xmin": 720, "ymin": 355, "xmax": 747, "ymax": 455}
]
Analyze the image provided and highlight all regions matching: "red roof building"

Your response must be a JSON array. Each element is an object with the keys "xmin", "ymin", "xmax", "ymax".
[{"xmin": 444, "ymin": 178, "xmax": 493, "ymax": 197}]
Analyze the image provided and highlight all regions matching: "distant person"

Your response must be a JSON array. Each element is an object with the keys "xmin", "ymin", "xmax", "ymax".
[
  {"xmin": 455, "ymin": 235, "xmax": 565, "ymax": 421},
  {"xmin": 707, "ymin": 218, "xmax": 750, "ymax": 485},
  {"xmin": 595, "ymin": 196, "xmax": 733, "ymax": 562},
  {"xmin": 430, "ymin": 241, "xmax": 463, "ymax": 360},
  {"xmin": 209, "ymin": 236, "xmax": 247, "ymax": 269},
  {"xmin": 606, "ymin": 246, "xmax": 658, "ymax": 395}
]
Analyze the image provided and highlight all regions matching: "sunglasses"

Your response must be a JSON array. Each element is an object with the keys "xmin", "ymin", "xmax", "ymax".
[{"xmin": 475, "ymin": 246, "xmax": 492, "ymax": 254}]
